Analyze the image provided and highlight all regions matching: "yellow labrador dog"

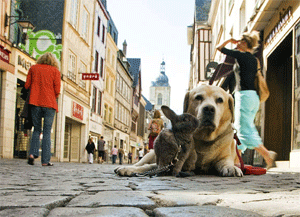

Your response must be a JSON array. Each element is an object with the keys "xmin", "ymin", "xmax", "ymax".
[{"xmin": 115, "ymin": 84, "xmax": 243, "ymax": 177}]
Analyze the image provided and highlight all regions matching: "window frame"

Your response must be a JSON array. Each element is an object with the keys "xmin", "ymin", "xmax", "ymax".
[
  {"xmin": 68, "ymin": 52, "xmax": 76, "ymax": 82},
  {"xmin": 70, "ymin": 0, "xmax": 78, "ymax": 28},
  {"xmin": 97, "ymin": 90, "xmax": 102, "ymax": 115},
  {"xmin": 97, "ymin": 16, "xmax": 101, "ymax": 37},
  {"xmin": 81, "ymin": 7, "xmax": 89, "ymax": 41},
  {"xmin": 95, "ymin": 51, "xmax": 99, "ymax": 73}
]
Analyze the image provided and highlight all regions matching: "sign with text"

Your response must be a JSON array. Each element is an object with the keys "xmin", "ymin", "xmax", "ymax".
[
  {"xmin": 72, "ymin": 101, "xmax": 84, "ymax": 120},
  {"xmin": 0, "ymin": 46, "xmax": 10, "ymax": 63},
  {"xmin": 82, "ymin": 73, "xmax": 99, "ymax": 80}
]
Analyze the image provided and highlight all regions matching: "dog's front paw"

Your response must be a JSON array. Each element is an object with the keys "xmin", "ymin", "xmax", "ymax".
[
  {"xmin": 115, "ymin": 166, "xmax": 138, "ymax": 177},
  {"xmin": 218, "ymin": 165, "xmax": 243, "ymax": 177}
]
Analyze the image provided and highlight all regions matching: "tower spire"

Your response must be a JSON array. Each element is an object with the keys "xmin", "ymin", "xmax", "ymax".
[{"xmin": 160, "ymin": 58, "xmax": 165, "ymax": 74}]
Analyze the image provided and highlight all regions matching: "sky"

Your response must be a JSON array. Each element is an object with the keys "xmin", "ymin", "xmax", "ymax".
[{"xmin": 107, "ymin": 0, "xmax": 195, "ymax": 114}]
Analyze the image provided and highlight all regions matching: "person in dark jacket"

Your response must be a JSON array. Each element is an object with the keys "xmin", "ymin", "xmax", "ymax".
[
  {"xmin": 86, "ymin": 138, "xmax": 96, "ymax": 164},
  {"xmin": 216, "ymin": 30, "xmax": 276, "ymax": 170}
]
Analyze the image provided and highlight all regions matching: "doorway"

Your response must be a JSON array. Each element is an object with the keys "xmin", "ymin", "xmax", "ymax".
[
  {"xmin": 63, "ymin": 118, "xmax": 81, "ymax": 162},
  {"xmin": 264, "ymin": 32, "xmax": 292, "ymax": 161}
]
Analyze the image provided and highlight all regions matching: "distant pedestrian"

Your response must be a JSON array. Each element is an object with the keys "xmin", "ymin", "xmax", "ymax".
[
  {"xmin": 148, "ymin": 110, "xmax": 164, "ymax": 150},
  {"xmin": 138, "ymin": 148, "xmax": 144, "ymax": 161},
  {"xmin": 86, "ymin": 138, "xmax": 96, "ymax": 164},
  {"xmin": 25, "ymin": 52, "xmax": 61, "ymax": 167},
  {"xmin": 97, "ymin": 136, "xmax": 106, "ymax": 164},
  {"xmin": 111, "ymin": 145, "xmax": 118, "ymax": 164},
  {"xmin": 128, "ymin": 152, "xmax": 133, "ymax": 164},
  {"xmin": 118, "ymin": 147, "xmax": 125, "ymax": 165}
]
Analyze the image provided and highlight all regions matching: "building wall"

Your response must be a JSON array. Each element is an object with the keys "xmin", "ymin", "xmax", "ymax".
[
  {"xmin": 58, "ymin": 0, "xmax": 94, "ymax": 162},
  {"xmin": 114, "ymin": 51, "xmax": 133, "ymax": 157},
  {"xmin": 197, "ymin": 0, "xmax": 300, "ymax": 167},
  {"xmin": 89, "ymin": 0, "xmax": 109, "ymax": 142}
]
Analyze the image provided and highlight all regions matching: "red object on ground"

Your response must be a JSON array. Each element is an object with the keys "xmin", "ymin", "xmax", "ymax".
[{"xmin": 234, "ymin": 133, "xmax": 267, "ymax": 175}]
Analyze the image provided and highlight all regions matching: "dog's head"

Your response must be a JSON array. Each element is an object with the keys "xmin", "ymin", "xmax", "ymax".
[{"xmin": 183, "ymin": 84, "xmax": 234, "ymax": 140}]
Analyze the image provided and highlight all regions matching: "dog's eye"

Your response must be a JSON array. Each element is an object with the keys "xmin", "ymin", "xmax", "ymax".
[
  {"xmin": 195, "ymin": 95, "xmax": 203, "ymax": 101},
  {"xmin": 216, "ymin": 97, "xmax": 223, "ymax": 103}
]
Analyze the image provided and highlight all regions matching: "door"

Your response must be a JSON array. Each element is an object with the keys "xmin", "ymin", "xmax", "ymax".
[
  {"xmin": 264, "ymin": 32, "xmax": 292, "ymax": 161},
  {"xmin": 63, "ymin": 123, "xmax": 71, "ymax": 161},
  {"xmin": 70, "ymin": 124, "xmax": 80, "ymax": 162}
]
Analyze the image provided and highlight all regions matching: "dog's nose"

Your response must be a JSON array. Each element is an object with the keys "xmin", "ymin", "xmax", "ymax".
[{"xmin": 203, "ymin": 105, "xmax": 215, "ymax": 115}]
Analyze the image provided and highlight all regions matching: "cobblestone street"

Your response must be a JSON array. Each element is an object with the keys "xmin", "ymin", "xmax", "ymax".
[{"xmin": 0, "ymin": 159, "xmax": 300, "ymax": 217}]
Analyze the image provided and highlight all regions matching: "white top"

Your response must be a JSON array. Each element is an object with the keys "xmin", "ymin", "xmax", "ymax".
[{"xmin": 139, "ymin": 150, "xmax": 144, "ymax": 157}]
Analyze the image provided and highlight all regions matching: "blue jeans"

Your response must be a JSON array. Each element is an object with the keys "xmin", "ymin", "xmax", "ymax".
[
  {"xmin": 29, "ymin": 106, "xmax": 55, "ymax": 164},
  {"xmin": 112, "ymin": 155, "xmax": 117, "ymax": 164}
]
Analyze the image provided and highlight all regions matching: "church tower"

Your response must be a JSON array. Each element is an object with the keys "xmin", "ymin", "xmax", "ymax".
[{"xmin": 150, "ymin": 59, "xmax": 171, "ymax": 112}]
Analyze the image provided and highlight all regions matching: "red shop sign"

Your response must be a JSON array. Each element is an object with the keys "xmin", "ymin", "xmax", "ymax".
[
  {"xmin": 0, "ymin": 45, "xmax": 10, "ymax": 63},
  {"xmin": 82, "ymin": 73, "xmax": 99, "ymax": 80},
  {"xmin": 72, "ymin": 101, "xmax": 84, "ymax": 120}
]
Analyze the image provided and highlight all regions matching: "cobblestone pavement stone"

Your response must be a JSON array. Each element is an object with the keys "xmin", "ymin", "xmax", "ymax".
[{"xmin": 0, "ymin": 159, "xmax": 300, "ymax": 217}]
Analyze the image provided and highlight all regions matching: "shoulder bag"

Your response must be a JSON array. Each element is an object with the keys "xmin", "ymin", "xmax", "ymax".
[{"xmin": 254, "ymin": 58, "xmax": 270, "ymax": 103}]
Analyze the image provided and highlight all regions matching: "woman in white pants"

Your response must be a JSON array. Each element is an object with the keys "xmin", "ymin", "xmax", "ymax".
[{"xmin": 85, "ymin": 138, "xmax": 96, "ymax": 164}]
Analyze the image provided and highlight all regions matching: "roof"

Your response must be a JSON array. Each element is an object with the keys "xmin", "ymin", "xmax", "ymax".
[
  {"xmin": 127, "ymin": 58, "xmax": 141, "ymax": 88},
  {"xmin": 142, "ymin": 95, "xmax": 153, "ymax": 111}
]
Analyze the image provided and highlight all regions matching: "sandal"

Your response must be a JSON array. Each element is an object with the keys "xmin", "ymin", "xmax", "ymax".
[
  {"xmin": 42, "ymin": 162, "xmax": 54, "ymax": 166},
  {"xmin": 28, "ymin": 157, "xmax": 34, "ymax": 165}
]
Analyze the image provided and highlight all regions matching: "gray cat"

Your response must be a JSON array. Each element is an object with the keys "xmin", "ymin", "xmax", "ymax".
[{"xmin": 154, "ymin": 105, "xmax": 200, "ymax": 177}]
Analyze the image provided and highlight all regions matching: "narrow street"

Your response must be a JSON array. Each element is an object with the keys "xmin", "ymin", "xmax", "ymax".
[{"xmin": 0, "ymin": 159, "xmax": 299, "ymax": 217}]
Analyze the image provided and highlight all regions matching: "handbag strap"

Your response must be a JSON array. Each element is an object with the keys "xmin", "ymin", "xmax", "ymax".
[{"xmin": 255, "ymin": 57, "xmax": 262, "ymax": 74}]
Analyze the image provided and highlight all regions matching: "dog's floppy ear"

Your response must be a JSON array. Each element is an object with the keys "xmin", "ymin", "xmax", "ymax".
[
  {"xmin": 228, "ymin": 95, "xmax": 234, "ymax": 123},
  {"xmin": 183, "ymin": 91, "xmax": 190, "ymax": 113}
]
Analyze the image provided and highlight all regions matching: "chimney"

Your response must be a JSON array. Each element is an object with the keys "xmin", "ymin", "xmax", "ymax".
[{"xmin": 123, "ymin": 40, "xmax": 127, "ymax": 56}]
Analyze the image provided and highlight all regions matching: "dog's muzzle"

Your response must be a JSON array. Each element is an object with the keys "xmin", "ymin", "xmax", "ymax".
[{"xmin": 200, "ymin": 105, "xmax": 216, "ymax": 130}]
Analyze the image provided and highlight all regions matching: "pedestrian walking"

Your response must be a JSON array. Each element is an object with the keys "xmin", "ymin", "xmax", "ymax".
[
  {"xmin": 138, "ymin": 148, "xmax": 144, "ymax": 161},
  {"xmin": 148, "ymin": 110, "xmax": 164, "ymax": 150},
  {"xmin": 118, "ymin": 147, "xmax": 125, "ymax": 165},
  {"xmin": 128, "ymin": 152, "xmax": 133, "ymax": 164},
  {"xmin": 25, "ymin": 52, "xmax": 61, "ymax": 167},
  {"xmin": 111, "ymin": 145, "xmax": 118, "ymax": 164},
  {"xmin": 97, "ymin": 136, "xmax": 106, "ymax": 164},
  {"xmin": 85, "ymin": 138, "xmax": 96, "ymax": 164},
  {"xmin": 216, "ymin": 30, "xmax": 277, "ymax": 170}
]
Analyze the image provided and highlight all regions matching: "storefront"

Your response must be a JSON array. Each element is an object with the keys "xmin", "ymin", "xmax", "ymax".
[
  {"xmin": 59, "ymin": 93, "xmax": 89, "ymax": 163},
  {"xmin": 260, "ymin": 2, "xmax": 300, "ymax": 168},
  {"xmin": 89, "ymin": 121, "xmax": 103, "ymax": 161},
  {"xmin": 0, "ymin": 45, "xmax": 15, "ymax": 159},
  {"xmin": 114, "ymin": 130, "xmax": 129, "ymax": 160},
  {"xmin": 13, "ymin": 51, "xmax": 35, "ymax": 159}
]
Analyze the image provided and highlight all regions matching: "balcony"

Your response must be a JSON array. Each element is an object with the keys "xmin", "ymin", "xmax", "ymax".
[{"xmin": 67, "ymin": 70, "xmax": 76, "ymax": 83}]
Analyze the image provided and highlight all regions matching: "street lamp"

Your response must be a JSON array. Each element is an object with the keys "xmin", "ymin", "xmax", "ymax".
[{"xmin": 4, "ymin": 12, "xmax": 35, "ymax": 44}]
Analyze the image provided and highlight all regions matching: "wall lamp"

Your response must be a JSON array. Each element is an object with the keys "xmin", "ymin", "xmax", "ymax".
[{"xmin": 4, "ymin": 12, "xmax": 35, "ymax": 43}]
